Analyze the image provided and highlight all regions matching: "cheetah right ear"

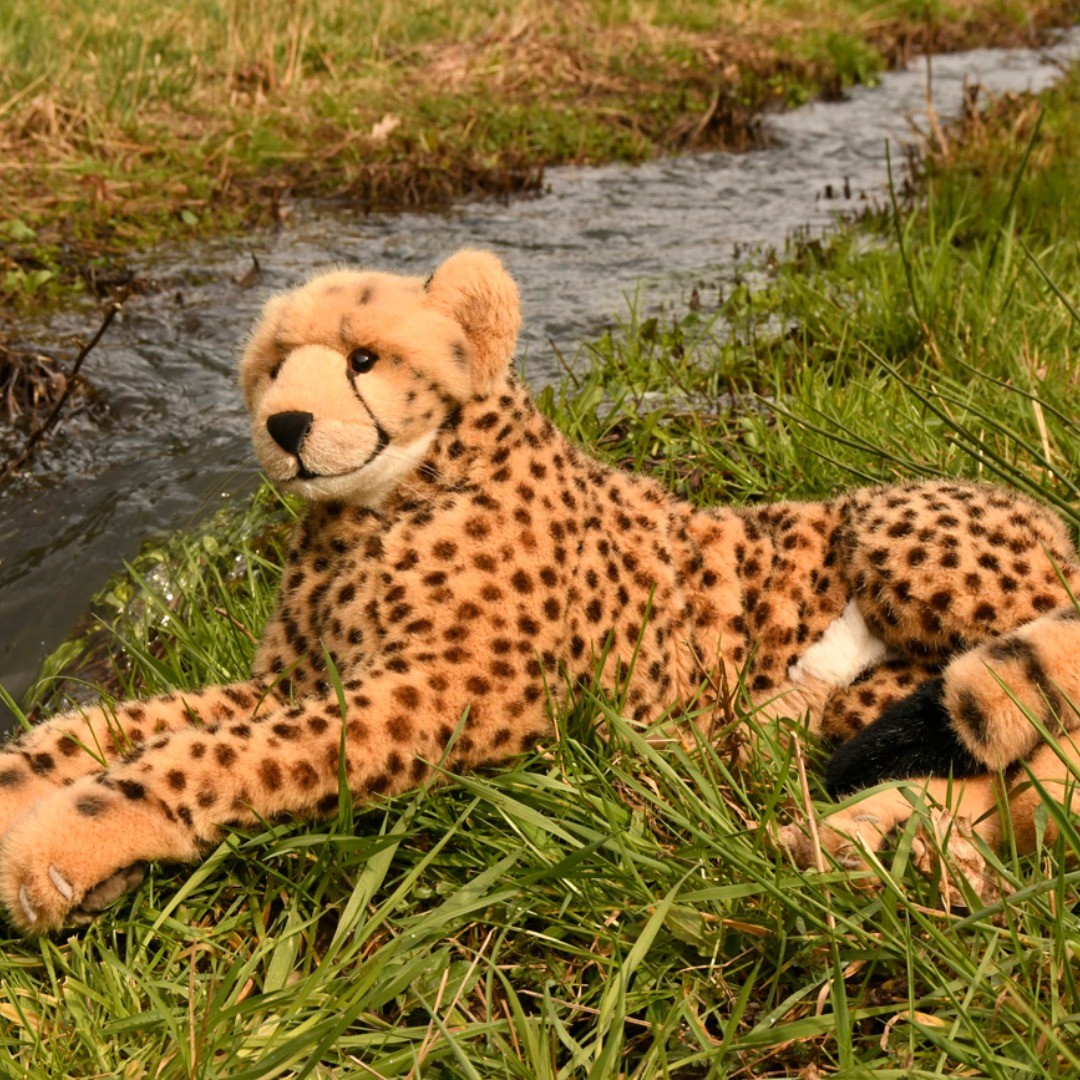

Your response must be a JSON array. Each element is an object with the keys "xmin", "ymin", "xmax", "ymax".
[{"xmin": 423, "ymin": 249, "xmax": 521, "ymax": 394}]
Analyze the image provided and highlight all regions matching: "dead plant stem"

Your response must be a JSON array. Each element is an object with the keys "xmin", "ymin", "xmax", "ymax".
[{"xmin": 0, "ymin": 298, "xmax": 122, "ymax": 481}]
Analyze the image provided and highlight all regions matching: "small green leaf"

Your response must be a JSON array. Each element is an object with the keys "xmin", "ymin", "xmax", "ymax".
[{"xmin": 0, "ymin": 218, "xmax": 37, "ymax": 242}]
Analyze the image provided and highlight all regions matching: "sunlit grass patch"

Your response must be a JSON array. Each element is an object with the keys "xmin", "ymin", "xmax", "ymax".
[
  {"xmin": 551, "ymin": 73, "xmax": 1080, "ymax": 525},
  {"xmin": 5, "ymin": 629, "xmax": 1080, "ymax": 1073}
]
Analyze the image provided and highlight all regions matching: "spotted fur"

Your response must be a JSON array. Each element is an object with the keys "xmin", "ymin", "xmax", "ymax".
[{"xmin": 1, "ymin": 249, "xmax": 1078, "ymax": 932}]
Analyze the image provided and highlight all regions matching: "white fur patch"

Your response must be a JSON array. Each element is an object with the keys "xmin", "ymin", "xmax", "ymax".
[
  {"xmin": 354, "ymin": 429, "xmax": 440, "ymax": 507},
  {"xmin": 297, "ymin": 429, "xmax": 439, "ymax": 506},
  {"xmin": 788, "ymin": 599, "xmax": 889, "ymax": 687}
]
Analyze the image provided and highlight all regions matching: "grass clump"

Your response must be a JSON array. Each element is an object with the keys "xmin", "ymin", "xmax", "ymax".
[
  {"xmin": 565, "ymin": 67, "xmax": 1080, "ymax": 524},
  {"xmin": 2, "ymin": 0, "xmax": 1079, "ymax": 313},
  {"xmin": 7, "ymin": 50, "xmax": 1080, "ymax": 1080}
]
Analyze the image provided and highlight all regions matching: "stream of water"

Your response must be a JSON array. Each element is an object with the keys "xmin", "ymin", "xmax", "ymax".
[{"xmin": 2, "ymin": 33, "xmax": 1078, "ymax": 708}]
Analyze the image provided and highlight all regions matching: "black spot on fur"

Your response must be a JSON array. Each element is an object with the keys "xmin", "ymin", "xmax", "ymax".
[
  {"xmin": 987, "ymin": 633, "xmax": 1063, "ymax": 726},
  {"xmin": 260, "ymin": 760, "xmax": 283, "ymax": 791},
  {"xmin": 29, "ymin": 752, "xmax": 54, "ymax": 774}
]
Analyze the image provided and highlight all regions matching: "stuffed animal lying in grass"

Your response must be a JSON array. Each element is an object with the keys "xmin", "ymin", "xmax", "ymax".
[{"xmin": 2, "ymin": 249, "xmax": 1078, "ymax": 932}]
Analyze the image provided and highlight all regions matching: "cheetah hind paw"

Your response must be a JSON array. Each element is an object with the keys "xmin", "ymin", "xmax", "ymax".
[
  {"xmin": 910, "ymin": 812, "xmax": 1000, "ymax": 911},
  {"xmin": 776, "ymin": 815, "xmax": 889, "ymax": 879},
  {"xmin": 778, "ymin": 808, "xmax": 1001, "ymax": 911}
]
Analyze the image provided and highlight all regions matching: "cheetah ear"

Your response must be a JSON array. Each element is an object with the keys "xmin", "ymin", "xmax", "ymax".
[{"xmin": 423, "ymin": 249, "xmax": 521, "ymax": 394}]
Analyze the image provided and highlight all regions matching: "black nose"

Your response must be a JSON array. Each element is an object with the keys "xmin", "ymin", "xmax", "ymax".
[{"xmin": 266, "ymin": 411, "xmax": 313, "ymax": 456}]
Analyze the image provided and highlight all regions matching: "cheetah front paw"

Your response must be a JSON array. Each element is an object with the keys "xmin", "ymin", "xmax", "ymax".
[{"xmin": 0, "ymin": 777, "xmax": 199, "ymax": 933}]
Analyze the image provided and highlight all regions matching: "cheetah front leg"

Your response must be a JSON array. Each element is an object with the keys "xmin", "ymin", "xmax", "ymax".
[
  {"xmin": 0, "ymin": 681, "xmax": 274, "ymax": 849},
  {"xmin": 0, "ymin": 666, "xmax": 543, "ymax": 933}
]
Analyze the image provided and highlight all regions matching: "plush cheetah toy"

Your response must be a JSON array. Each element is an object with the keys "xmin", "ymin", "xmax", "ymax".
[{"xmin": 2, "ymin": 249, "xmax": 1079, "ymax": 933}]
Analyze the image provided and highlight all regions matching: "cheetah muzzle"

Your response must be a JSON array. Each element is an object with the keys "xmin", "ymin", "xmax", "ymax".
[{"xmin": 2, "ymin": 248, "xmax": 1080, "ymax": 932}]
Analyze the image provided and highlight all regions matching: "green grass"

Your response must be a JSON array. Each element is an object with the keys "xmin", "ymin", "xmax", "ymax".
[
  {"xmin": 2, "ymin": 0, "xmax": 1078, "ymax": 313},
  {"xmin": 7, "ymin": 51, "xmax": 1080, "ymax": 1080},
  {"xmin": 556, "ymin": 70, "xmax": 1080, "ymax": 525}
]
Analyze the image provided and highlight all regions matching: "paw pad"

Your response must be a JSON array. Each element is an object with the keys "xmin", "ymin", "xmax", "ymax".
[{"xmin": 77, "ymin": 863, "xmax": 147, "ymax": 914}]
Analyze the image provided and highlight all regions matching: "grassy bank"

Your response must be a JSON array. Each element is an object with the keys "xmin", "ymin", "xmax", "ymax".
[
  {"xmin": 2, "ymin": 0, "xmax": 1079, "ymax": 317},
  {"xmin": 5, "ymin": 51, "xmax": 1080, "ymax": 1080}
]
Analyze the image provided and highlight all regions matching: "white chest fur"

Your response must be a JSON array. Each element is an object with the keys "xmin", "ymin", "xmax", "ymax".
[{"xmin": 788, "ymin": 599, "xmax": 891, "ymax": 688}]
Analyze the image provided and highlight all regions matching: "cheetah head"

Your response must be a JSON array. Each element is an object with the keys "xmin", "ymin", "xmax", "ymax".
[{"xmin": 240, "ymin": 249, "xmax": 521, "ymax": 505}]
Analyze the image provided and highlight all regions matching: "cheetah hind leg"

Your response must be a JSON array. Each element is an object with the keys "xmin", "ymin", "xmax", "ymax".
[
  {"xmin": 823, "ymin": 676, "xmax": 984, "ymax": 798},
  {"xmin": 975, "ymin": 736, "xmax": 1080, "ymax": 853},
  {"xmin": 784, "ymin": 610, "xmax": 1080, "ymax": 901},
  {"xmin": 784, "ymin": 734, "xmax": 1080, "ymax": 881},
  {"xmin": 779, "ymin": 774, "xmax": 1003, "ymax": 906},
  {"xmin": 782, "ymin": 665, "xmax": 999, "ymax": 899},
  {"xmin": 824, "ymin": 607, "xmax": 1080, "ymax": 808}
]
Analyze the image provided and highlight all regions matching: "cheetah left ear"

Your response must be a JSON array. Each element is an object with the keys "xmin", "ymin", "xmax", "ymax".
[{"xmin": 424, "ymin": 249, "xmax": 521, "ymax": 394}]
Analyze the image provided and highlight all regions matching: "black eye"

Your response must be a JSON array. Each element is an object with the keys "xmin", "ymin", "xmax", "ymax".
[{"xmin": 348, "ymin": 347, "xmax": 378, "ymax": 374}]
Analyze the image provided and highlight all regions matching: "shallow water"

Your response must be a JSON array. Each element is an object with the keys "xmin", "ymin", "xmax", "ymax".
[{"xmin": 2, "ymin": 33, "xmax": 1078, "ymax": 710}]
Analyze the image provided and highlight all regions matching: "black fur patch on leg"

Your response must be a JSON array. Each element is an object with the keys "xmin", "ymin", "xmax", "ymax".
[{"xmin": 824, "ymin": 677, "xmax": 983, "ymax": 797}]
